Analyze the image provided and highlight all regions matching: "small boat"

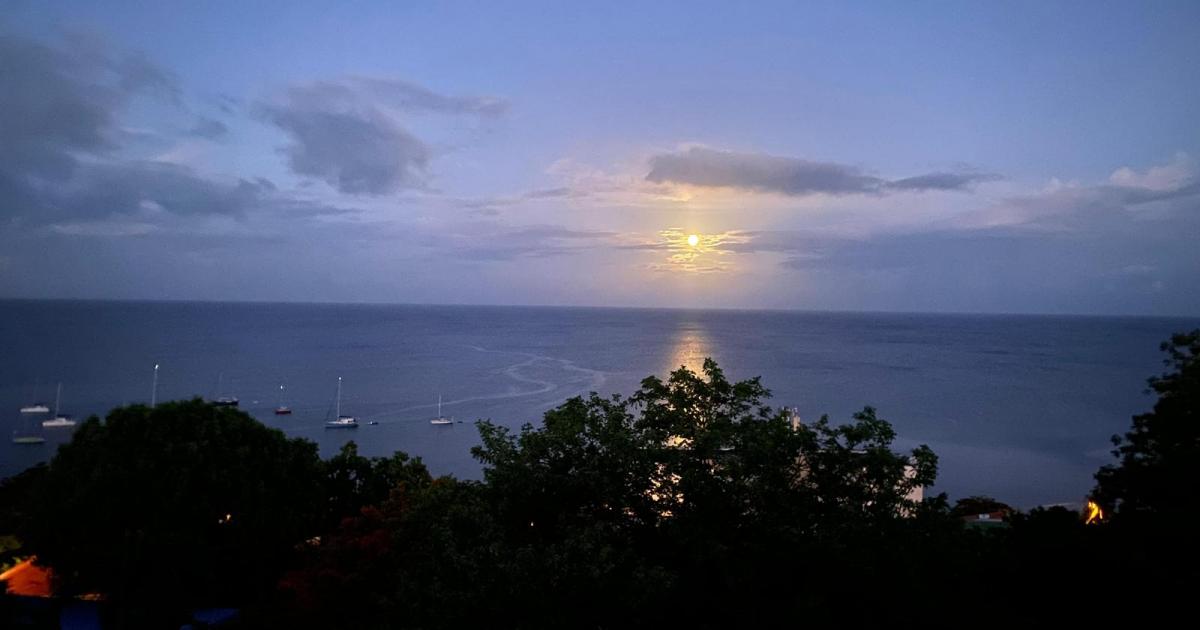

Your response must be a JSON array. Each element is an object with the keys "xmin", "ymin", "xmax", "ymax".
[
  {"xmin": 430, "ymin": 395, "xmax": 452, "ymax": 425},
  {"xmin": 367, "ymin": 420, "xmax": 379, "ymax": 426},
  {"xmin": 325, "ymin": 377, "xmax": 358, "ymax": 429},
  {"xmin": 19, "ymin": 403, "xmax": 49, "ymax": 414},
  {"xmin": 12, "ymin": 432, "xmax": 45, "ymax": 445},
  {"xmin": 42, "ymin": 383, "xmax": 77, "ymax": 428},
  {"xmin": 274, "ymin": 384, "xmax": 292, "ymax": 415},
  {"xmin": 211, "ymin": 373, "xmax": 239, "ymax": 406}
]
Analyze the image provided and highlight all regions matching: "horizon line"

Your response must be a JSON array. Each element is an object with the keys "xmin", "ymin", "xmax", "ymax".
[{"xmin": 1, "ymin": 295, "xmax": 1197, "ymax": 321}]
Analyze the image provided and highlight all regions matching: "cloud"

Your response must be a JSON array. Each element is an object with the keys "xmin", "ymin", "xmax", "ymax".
[
  {"xmin": 344, "ymin": 76, "xmax": 507, "ymax": 117},
  {"xmin": 264, "ymin": 105, "xmax": 431, "ymax": 195},
  {"xmin": 0, "ymin": 31, "xmax": 189, "ymax": 220},
  {"xmin": 646, "ymin": 147, "xmax": 882, "ymax": 196},
  {"xmin": 447, "ymin": 224, "xmax": 617, "ymax": 260},
  {"xmin": 115, "ymin": 50, "xmax": 181, "ymax": 103},
  {"xmin": 260, "ymin": 77, "xmax": 506, "ymax": 195},
  {"xmin": 1108, "ymin": 152, "xmax": 1196, "ymax": 191},
  {"xmin": 952, "ymin": 153, "xmax": 1199, "ymax": 232},
  {"xmin": 50, "ymin": 161, "xmax": 275, "ymax": 219},
  {"xmin": 644, "ymin": 147, "xmax": 996, "ymax": 196},
  {"xmin": 0, "ymin": 30, "xmax": 357, "ymax": 231},
  {"xmin": 189, "ymin": 116, "xmax": 229, "ymax": 139},
  {"xmin": 884, "ymin": 171, "xmax": 999, "ymax": 192},
  {"xmin": 1, "ymin": 32, "xmax": 122, "ymax": 185}
]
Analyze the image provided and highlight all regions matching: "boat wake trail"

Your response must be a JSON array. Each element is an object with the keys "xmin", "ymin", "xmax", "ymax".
[{"xmin": 347, "ymin": 346, "xmax": 607, "ymax": 426}]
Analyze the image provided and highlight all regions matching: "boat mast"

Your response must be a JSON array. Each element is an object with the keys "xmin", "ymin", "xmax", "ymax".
[
  {"xmin": 279, "ymin": 383, "xmax": 285, "ymax": 407},
  {"xmin": 336, "ymin": 377, "xmax": 342, "ymax": 419},
  {"xmin": 151, "ymin": 364, "xmax": 159, "ymax": 407},
  {"xmin": 54, "ymin": 383, "xmax": 62, "ymax": 417},
  {"xmin": 438, "ymin": 394, "xmax": 442, "ymax": 418}
]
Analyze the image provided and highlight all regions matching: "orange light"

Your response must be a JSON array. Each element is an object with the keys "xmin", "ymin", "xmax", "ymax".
[{"xmin": 1085, "ymin": 501, "xmax": 1104, "ymax": 525}]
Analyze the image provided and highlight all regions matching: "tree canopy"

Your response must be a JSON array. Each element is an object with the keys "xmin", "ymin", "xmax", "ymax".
[
  {"xmin": 1093, "ymin": 329, "xmax": 1200, "ymax": 523},
  {"xmin": 5, "ymin": 342, "xmax": 1197, "ymax": 628},
  {"xmin": 21, "ymin": 400, "xmax": 326, "ymax": 626},
  {"xmin": 275, "ymin": 359, "xmax": 947, "ymax": 628}
]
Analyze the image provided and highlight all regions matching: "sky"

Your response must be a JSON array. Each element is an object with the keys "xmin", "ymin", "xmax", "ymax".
[{"xmin": 1, "ymin": 0, "xmax": 1198, "ymax": 315}]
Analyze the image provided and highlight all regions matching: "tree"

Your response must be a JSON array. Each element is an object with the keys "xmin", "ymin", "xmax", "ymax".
[
  {"xmin": 950, "ymin": 495, "xmax": 1014, "ymax": 518},
  {"xmin": 280, "ymin": 359, "xmax": 949, "ymax": 628},
  {"xmin": 22, "ymin": 400, "xmax": 325, "ymax": 626},
  {"xmin": 1091, "ymin": 329, "xmax": 1200, "ymax": 612},
  {"xmin": 1093, "ymin": 329, "xmax": 1200, "ymax": 524},
  {"xmin": 322, "ymin": 441, "xmax": 431, "ymax": 527}
]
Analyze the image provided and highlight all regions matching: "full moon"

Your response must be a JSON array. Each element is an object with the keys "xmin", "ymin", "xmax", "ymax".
[{"xmin": 687, "ymin": 234, "xmax": 700, "ymax": 247}]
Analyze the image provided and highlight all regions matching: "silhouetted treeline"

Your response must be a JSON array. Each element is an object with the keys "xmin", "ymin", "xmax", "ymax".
[{"xmin": 2, "ymin": 331, "xmax": 1197, "ymax": 628}]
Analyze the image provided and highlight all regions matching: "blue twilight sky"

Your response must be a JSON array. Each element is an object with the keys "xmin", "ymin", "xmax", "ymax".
[{"xmin": 1, "ymin": 1, "xmax": 1198, "ymax": 315}]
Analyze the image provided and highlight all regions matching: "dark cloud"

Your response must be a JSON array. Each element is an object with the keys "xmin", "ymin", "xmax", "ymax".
[
  {"xmin": 646, "ymin": 147, "xmax": 882, "ymax": 195},
  {"xmin": 645, "ymin": 147, "xmax": 996, "ymax": 196},
  {"xmin": 0, "ymin": 31, "xmax": 348, "ymax": 228},
  {"xmin": 0, "ymin": 33, "xmax": 121, "ymax": 185},
  {"xmin": 264, "ymin": 105, "xmax": 430, "ymax": 195},
  {"xmin": 189, "ymin": 116, "xmax": 229, "ymax": 139},
  {"xmin": 51, "ymin": 161, "xmax": 271, "ymax": 218},
  {"xmin": 0, "ymin": 31, "xmax": 190, "ymax": 221},
  {"xmin": 885, "ymin": 171, "xmax": 999, "ymax": 192},
  {"xmin": 260, "ymin": 77, "xmax": 506, "ymax": 195},
  {"xmin": 115, "ymin": 50, "xmax": 181, "ymax": 102}
]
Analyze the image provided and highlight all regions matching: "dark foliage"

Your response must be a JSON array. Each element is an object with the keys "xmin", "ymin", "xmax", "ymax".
[
  {"xmin": 18, "ymin": 400, "xmax": 326, "ymax": 626},
  {"xmin": 6, "ymin": 333, "xmax": 1198, "ymax": 628},
  {"xmin": 950, "ymin": 495, "xmax": 1014, "ymax": 517}
]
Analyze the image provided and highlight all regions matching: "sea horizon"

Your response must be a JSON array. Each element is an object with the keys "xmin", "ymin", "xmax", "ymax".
[{"xmin": 3, "ymin": 296, "xmax": 1197, "ymax": 321}]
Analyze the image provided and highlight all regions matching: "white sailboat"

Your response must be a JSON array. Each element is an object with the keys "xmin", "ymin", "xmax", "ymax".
[
  {"xmin": 325, "ymin": 377, "xmax": 358, "ymax": 429},
  {"xmin": 19, "ymin": 380, "xmax": 50, "ymax": 414},
  {"xmin": 212, "ymin": 373, "xmax": 239, "ymax": 407},
  {"xmin": 11, "ymin": 431, "xmax": 45, "ymax": 445},
  {"xmin": 42, "ymin": 383, "xmax": 77, "ymax": 428},
  {"xmin": 274, "ymin": 384, "xmax": 292, "ymax": 415},
  {"xmin": 13, "ymin": 390, "xmax": 46, "ymax": 443},
  {"xmin": 430, "ymin": 395, "xmax": 452, "ymax": 425}
]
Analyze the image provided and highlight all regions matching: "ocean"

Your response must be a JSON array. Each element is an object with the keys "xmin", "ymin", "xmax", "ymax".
[{"xmin": 2, "ymin": 299, "xmax": 1195, "ymax": 507}]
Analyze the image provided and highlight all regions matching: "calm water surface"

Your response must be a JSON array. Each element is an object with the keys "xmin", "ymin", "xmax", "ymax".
[{"xmin": 2, "ymin": 300, "xmax": 1195, "ymax": 507}]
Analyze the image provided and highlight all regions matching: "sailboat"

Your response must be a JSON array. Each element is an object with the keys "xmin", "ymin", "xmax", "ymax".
[
  {"xmin": 430, "ymin": 395, "xmax": 452, "ymax": 425},
  {"xmin": 13, "ymin": 396, "xmax": 46, "ymax": 443},
  {"xmin": 42, "ymin": 383, "xmax": 77, "ymax": 427},
  {"xmin": 212, "ymin": 373, "xmax": 239, "ymax": 407},
  {"xmin": 11, "ymin": 431, "xmax": 45, "ymax": 445},
  {"xmin": 274, "ymin": 384, "xmax": 292, "ymax": 415},
  {"xmin": 19, "ymin": 380, "xmax": 50, "ymax": 414},
  {"xmin": 325, "ymin": 377, "xmax": 358, "ymax": 429}
]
